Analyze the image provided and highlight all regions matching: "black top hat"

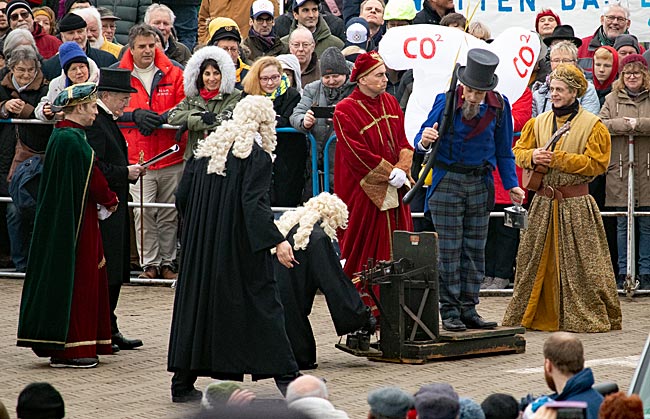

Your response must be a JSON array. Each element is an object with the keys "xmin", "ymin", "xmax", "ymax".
[
  {"xmin": 543, "ymin": 25, "xmax": 582, "ymax": 47},
  {"xmin": 457, "ymin": 48, "xmax": 499, "ymax": 91},
  {"xmin": 98, "ymin": 68, "xmax": 137, "ymax": 93}
]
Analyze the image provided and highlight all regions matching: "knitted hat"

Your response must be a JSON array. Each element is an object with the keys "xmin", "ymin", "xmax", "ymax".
[
  {"xmin": 16, "ymin": 382, "xmax": 65, "ymax": 419},
  {"xmin": 345, "ymin": 17, "xmax": 369, "ymax": 49},
  {"xmin": 367, "ymin": 387, "xmax": 414, "ymax": 419},
  {"xmin": 614, "ymin": 34, "xmax": 640, "ymax": 53},
  {"xmin": 58, "ymin": 12, "xmax": 86, "ymax": 33},
  {"xmin": 535, "ymin": 8, "xmax": 561, "ymax": 33},
  {"xmin": 59, "ymin": 41, "xmax": 88, "ymax": 73},
  {"xmin": 350, "ymin": 50, "xmax": 383, "ymax": 82},
  {"xmin": 459, "ymin": 398, "xmax": 485, "ymax": 419},
  {"xmin": 384, "ymin": 0, "xmax": 416, "ymax": 21},
  {"xmin": 620, "ymin": 53, "xmax": 648, "ymax": 70},
  {"xmin": 208, "ymin": 17, "xmax": 241, "ymax": 45},
  {"xmin": 550, "ymin": 63, "xmax": 588, "ymax": 97},
  {"xmin": 320, "ymin": 46, "xmax": 349, "ymax": 76},
  {"xmin": 5, "ymin": 0, "xmax": 32, "ymax": 21},
  {"xmin": 481, "ymin": 393, "xmax": 520, "ymax": 419},
  {"xmin": 414, "ymin": 383, "xmax": 460, "ymax": 419}
]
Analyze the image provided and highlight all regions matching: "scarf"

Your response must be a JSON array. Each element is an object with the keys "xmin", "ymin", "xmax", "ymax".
[
  {"xmin": 249, "ymin": 27, "xmax": 276, "ymax": 49},
  {"xmin": 592, "ymin": 46, "xmax": 619, "ymax": 91},
  {"xmin": 11, "ymin": 74, "xmax": 34, "ymax": 92},
  {"xmin": 265, "ymin": 73, "xmax": 290, "ymax": 101},
  {"xmin": 552, "ymin": 99, "xmax": 579, "ymax": 117},
  {"xmin": 200, "ymin": 87, "xmax": 220, "ymax": 101},
  {"xmin": 596, "ymin": 26, "xmax": 617, "ymax": 47},
  {"xmin": 323, "ymin": 79, "xmax": 348, "ymax": 102}
]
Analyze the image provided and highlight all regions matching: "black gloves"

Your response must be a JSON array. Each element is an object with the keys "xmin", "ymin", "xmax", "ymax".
[
  {"xmin": 133, "ymin": 109, "xmax": 162, "ymax": 136},
  {"xmin": 175, "ymin": 121, "xmax": 188, "ymax": 142},
  {"xmin": 200, "ymin": 111, "xmax": 217, "ymax": 125}
]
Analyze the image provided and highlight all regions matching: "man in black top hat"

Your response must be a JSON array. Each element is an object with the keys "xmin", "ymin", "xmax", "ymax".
[
  {"xmin": 414, "ymin": 49, "xmax": 525, "ymax": 332},
  {"xmin": 86, "ymin": 68, "xmax": 145, "ymax": 351},
  {"xmin": 17, "ymin": 382, "xmax": 65, "ymax": 419},
  {"xmin": 543, "ymin": 24, "xmax": 582, "ymax": 49}
]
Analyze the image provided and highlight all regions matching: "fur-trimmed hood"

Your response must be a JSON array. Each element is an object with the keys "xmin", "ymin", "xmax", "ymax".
[{"xmin": 183, "ymin": 46, "xmax": 236, "ymax": 97}]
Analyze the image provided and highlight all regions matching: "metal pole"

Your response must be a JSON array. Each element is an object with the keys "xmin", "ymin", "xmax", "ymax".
[{"xmin": 626, "ymin": 134, "xmax": 637, "ymax": 296}]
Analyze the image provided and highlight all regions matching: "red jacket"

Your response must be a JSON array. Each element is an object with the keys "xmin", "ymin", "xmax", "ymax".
[
  {"xmin": 118, "ymin": 48, "xmax": 186, "ymax": 170},
  {"xmin": 578, "ymin": 29, "xmax": 646, "ymax": 75},
  {"xmin": 493, "ymin": 87, "xmax": 532, "ymax": 205},
  {"xmin": 33, "ymin": 25, "xmax": 62, "ymax": 60}
]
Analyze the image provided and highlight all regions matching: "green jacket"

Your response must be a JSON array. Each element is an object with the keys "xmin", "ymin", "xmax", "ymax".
[
  {"xmin": 281, "ymin": 16, "xmax": 344, "ymax": 58},
  {"xmin": 169, "ymin": 90, "xmax": 243, "ymax": 160}
]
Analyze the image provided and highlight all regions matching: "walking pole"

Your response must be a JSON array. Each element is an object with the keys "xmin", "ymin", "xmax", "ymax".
[
  {"xmin": 626, "ymin": 134, "xmax": 637, "ymax": 297},
  {"xmin": 138, "ymin": 150, "xmax": 145, "ymax": 268}
]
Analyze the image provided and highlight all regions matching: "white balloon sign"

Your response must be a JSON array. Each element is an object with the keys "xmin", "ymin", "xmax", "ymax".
[{"xmin": 379, "ymin": 25, "xmax": 540, "ymax": 143}]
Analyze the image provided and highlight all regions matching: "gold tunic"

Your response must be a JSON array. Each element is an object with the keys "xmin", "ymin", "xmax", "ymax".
[{"xmin": 502, "ymin": 108, "xmax": 622, "ymax": 333}]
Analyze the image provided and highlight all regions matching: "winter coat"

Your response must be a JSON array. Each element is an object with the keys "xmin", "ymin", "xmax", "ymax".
[
  {"xmin": 32, "ymin": 24, "xmax": 62, "ymax": 60},
  {"xmin": 599, "ymin": 88, "xmax": 650, "ymax": 207},
  {"xmin": 197, "ymin": 0, "xmax": 280, "ymax": 45},
  {"xmin": 275, "ymin": 11, "xmax": 345, "ymax": 44},
  {"xmin": 0, "ymin": 70, "xmax": 51, "ymax": 196},
  {"xmin": 117, "ymin": 48, "xmax": 186, "ymax": 169},
  {"xmin": 42, "ymin": 43, "xmax": 117, "ymax": 81},
  {"xmin": 301, "ymin": 54, "xmax": 321, "ymax": 88},
  {"xmin": 412, "ymin": 2, "xmax": 454, "ymax": 25},
  {"xmin": 95, "ymin": 0, "xmax": 152, "ymax": 46},
  {"xmin": 280, "ymin": 16, "xmax": 344, "ymax": 58},
  {"xmin": 532, "ymin": 80, "xmax": 601, "ymax": 117},
  {"xmin": 166, "ymin": 37, "xmax": 191, "ymax": 67},
  {"xmin": 550, "ymin": 368, "xmax": 604, "ymax": 419},
  {"xmin": 35, "ymin": 58, "xmax": 100, "ymax": 121},
  {"xmin": 242, "ymin": 32, "xmax": 288, "ymax": 62},
  {"xmin": 168, "ymin": 46, "xmax": 242, "ymax": 160}
]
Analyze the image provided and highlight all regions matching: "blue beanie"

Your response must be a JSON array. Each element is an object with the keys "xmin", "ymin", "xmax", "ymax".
[{"xmin": 59, "ymin": 41, "xmax": 88, "ymax": 74}]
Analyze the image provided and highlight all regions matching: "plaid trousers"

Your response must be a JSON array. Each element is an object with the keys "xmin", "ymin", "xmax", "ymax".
[{"xmin": 429, "ymin": 172, "xmax": 489, "ymax": 320}]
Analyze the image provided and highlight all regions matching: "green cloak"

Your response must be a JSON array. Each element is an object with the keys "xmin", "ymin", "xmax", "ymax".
[{"xmin": 17, "ymin": 126, "xmax": 95, "ymax": 350}]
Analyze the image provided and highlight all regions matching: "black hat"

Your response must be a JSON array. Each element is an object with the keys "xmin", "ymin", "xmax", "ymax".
[
  {"xmin": 543, "ymin": 25, "xmax": 582, "ymax": 47},
  {"xmin": 457, "ymin": 48, "xmax": 499, "ymax": 91},
  {"xmin": 5, "ymin": 0, "xmax": 32, "ymax": 21},
  {"xmin": 58, "ymin": 13, "xmax": 87, "ymax": 33},
  {"xmin": 98, "ymin": 68, "xmax": 137, "ymax": 93},
  {"xmin": 293, "ymin": 0, "xmax": 319, "ymax": 11},
  {"xmin": 320, "ymin": 46, "xmax": 350, "ymax": 76},
  {"xmin": 17, "ymin": 383, "xmax": 65, "ymax": 419}
]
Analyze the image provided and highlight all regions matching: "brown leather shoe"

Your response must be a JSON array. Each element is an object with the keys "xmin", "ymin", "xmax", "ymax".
[
  {"xmin": 160, "ymin": 265, "xmax": 178, "ymax": 280},
  {"xmin": 138, "ymin": 266, "xmax": 159, "ymax": 279}
]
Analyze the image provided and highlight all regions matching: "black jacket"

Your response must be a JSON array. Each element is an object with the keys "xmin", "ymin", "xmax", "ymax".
[
  {"xmin": 95, "ymin": 0, "xmax": 152, "ymax": 45},
  {"xmin": 42, "ymin": 43, "xmax": 118, "ymax": 81},
  {"xmin": 412, "ymin": 2, "xmax": 454, "ymax": 25},
  {"xmin": 274, "ymin": 11, "xmax": 345, "ymax": 43}
]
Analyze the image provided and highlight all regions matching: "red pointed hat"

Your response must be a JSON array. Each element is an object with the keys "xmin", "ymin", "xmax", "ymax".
[{"xmin": 350, "ymin": 51, "xmax": 384, "ymax": 82}]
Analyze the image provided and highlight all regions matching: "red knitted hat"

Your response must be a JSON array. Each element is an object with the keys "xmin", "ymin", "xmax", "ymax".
[
  {"xmin": 620, "ymin": 54, "xmax": 648, "ymax": 70},
  {"xmin": 350, "ymin": 51, "xmax": 384, "ymax": 82},
  {"xmin": 535, "ymin": 9, "xmax": 561, "ymax": 32}
]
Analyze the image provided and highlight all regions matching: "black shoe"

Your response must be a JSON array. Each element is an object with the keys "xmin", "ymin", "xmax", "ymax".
[
  {"xmin": 274, "ymin": 372, "xmax": 301, "ymax": 397},
  {"xmin": 461, "ymin": 314, "xmax": 497, "ymax": 329},
  {"xmin": 361, "ymin": 306, "xmax": 377, "ymax": 335},
  {"xmin": 112, "ymin": 332, "xmax": 143, "ymax": 350},
  {"xmin": 111, "ymin": 344, "xmax": 120, "ymax": 354},
  {"xmin": 171, "ymin": 388, "xmax": 202, "ymax": 403},
  {"xmin": 50, "ymin": 357, "xmax": 98, "ymax": 368},
  {"xmin": 442, "ymin": 318, "xmax": 466, "ymax": 332}
]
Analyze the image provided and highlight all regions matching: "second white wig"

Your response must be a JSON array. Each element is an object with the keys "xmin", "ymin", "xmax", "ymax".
[
  {"xmin": 194, "ymin": 95, "xmax": 277, "ymax": 175},
  {"xmin": 275, "ymin": 192, "xmax": 349, "ymax": 251}
]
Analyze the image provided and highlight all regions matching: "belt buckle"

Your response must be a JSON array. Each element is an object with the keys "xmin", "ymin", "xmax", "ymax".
[{"xmin": 543, "ymin": 186, "xmax": 555, "ymax": 199}]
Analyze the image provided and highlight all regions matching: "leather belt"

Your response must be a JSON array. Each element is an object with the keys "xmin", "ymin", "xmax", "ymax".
[{"xmin": 536, "ymin": 183, "xmax": 589, "ymax": 202}]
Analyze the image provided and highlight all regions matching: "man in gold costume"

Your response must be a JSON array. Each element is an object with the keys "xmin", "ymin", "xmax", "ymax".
[{"xmin": 503, "ymin": 64, "xmax": 622, "ymax": 333}]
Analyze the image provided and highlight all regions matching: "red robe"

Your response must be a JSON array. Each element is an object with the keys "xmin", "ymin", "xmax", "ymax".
[{"xmin": 333, "ymin": 88, "xmax": 414, "ymax": 314}]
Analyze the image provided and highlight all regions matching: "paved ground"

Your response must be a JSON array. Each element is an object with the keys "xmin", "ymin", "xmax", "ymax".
[{"xmin": 0, "ymin": 278, "xmax": 648, "ymax": 419}]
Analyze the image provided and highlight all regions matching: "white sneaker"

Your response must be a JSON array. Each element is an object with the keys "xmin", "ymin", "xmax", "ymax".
[
  {"xmin": 490, "ymin": 277, "xmax": 510, "ymax": 289},
  {"xmin": 480, "ymin": 277, "xmax": 494, "ymax": 289}
]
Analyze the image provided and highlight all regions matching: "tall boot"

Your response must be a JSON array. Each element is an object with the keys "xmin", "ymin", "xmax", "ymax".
[{"xmin": 274, "ymin": 371, "xmax": 302, "ymax": 397}]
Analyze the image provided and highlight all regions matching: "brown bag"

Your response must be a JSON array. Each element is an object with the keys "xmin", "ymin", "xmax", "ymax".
[{"xmin": 7, "ymin": 132, "xmax": 41, "ymax": 182}]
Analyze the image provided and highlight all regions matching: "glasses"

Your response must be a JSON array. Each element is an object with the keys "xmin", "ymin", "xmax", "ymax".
[
  {"xmin": 220, "ymin": 47, "xmax": 239, "ymax": 53},
  {"xmin": 255, "ymin": 16, "xmax": 273, "ymax": 23},
  {"xmin": 9, "ymin": 10, "xmax": 29, "ymax": 21},
  {"xmin": 550, "ymin": 58, "xmax": 575, "ymax": 64},
  {"xmin": 623, "ymin": 71, "xmax": 642, "ymax": 78},
  {"xmin": 260, "ymin": 74, "xmax": 281, "ymax": 84},
  {"xmin": 604, "ymin": 15, "xmax": 627, "ymax": 23},
  {"xmin": 13, "ymin": 66, "xmax": 35, "ymax": 74},
  {"xmin": 290, "ymin": 42, "xmax": 313, "ymax": 50}
]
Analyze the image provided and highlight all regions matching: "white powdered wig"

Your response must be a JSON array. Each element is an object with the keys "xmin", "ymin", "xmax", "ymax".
[
  {"xmin": 194, "ymin": 95, "xmax": 277, "ymax": 175},
  {"xmin": 274, "ymin": 192, "xmax": 349, "ymax": 251}
]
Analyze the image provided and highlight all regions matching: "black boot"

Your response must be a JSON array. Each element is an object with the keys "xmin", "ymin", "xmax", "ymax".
[
  {"xmin": 274, "ymin": 372, "xmax": 301, "ymax": 397},
  {"xmin": 171, "ymin": 371, "xmax": 201, "ymax": 403}
]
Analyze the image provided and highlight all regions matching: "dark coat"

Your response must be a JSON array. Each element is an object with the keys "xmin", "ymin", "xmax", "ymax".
[
  {"xmin": 95, "ymin": 0, "xmax": 152, "ymax": 45},
  {"xmin": 0, "ymin": 71, "xmax": 51, "ymax": 196},
  {"xmin": 274, "ymin": 223, "xmax": 367, "ymax": 369},
  {"xmin": 242, "ymin": 33, "xmax": 288, "ymax": 62},
  {"xmin": 271, "ymin": 87, "xmax": 307, "ymax": 206},
  {"xmin": 412, "ymin": 2, "xmax": 454, "ymax": 25},
  {"xmin": 275, "ymin": 12, "xmax": 346, "ymax": 44},
  {"xmin": 168, "ymin": 150, "xmax": 298, "ymax": 379},
  {"xmin": 166, "ymin": 37, "xmax": 191, "ymax": 67},
  {"xmin": 86, "ymin": 106, "xmax": 132, "ymax": 286},
  {"xmin": 42, "ymin": 44, "xmax": 118, "ymax": 81},
  {"xmin": 551, "ymin": 368, "xmax": 603, "ymax": 419}
]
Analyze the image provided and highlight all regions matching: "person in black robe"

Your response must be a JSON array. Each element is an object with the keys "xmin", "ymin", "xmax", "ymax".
[
  {"xmin": 86, "ymin": 68, "xmax": 145, "ymax": 352},
  {"xmin": 273, "ymin": 192, "xmax": 375, "ymax": 370},
  {"xmin": 167, "ymin": 95, "xmax": 300, "ymax": 404}
]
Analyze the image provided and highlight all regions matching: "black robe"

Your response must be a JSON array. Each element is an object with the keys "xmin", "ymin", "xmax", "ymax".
[
  {"xmin": 168, "ymin": 147, "xmax": 298, "ymax": 380},
  {"xmin": 274, "ymin": 223, "xmax": 368, "ymax": 370}
]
